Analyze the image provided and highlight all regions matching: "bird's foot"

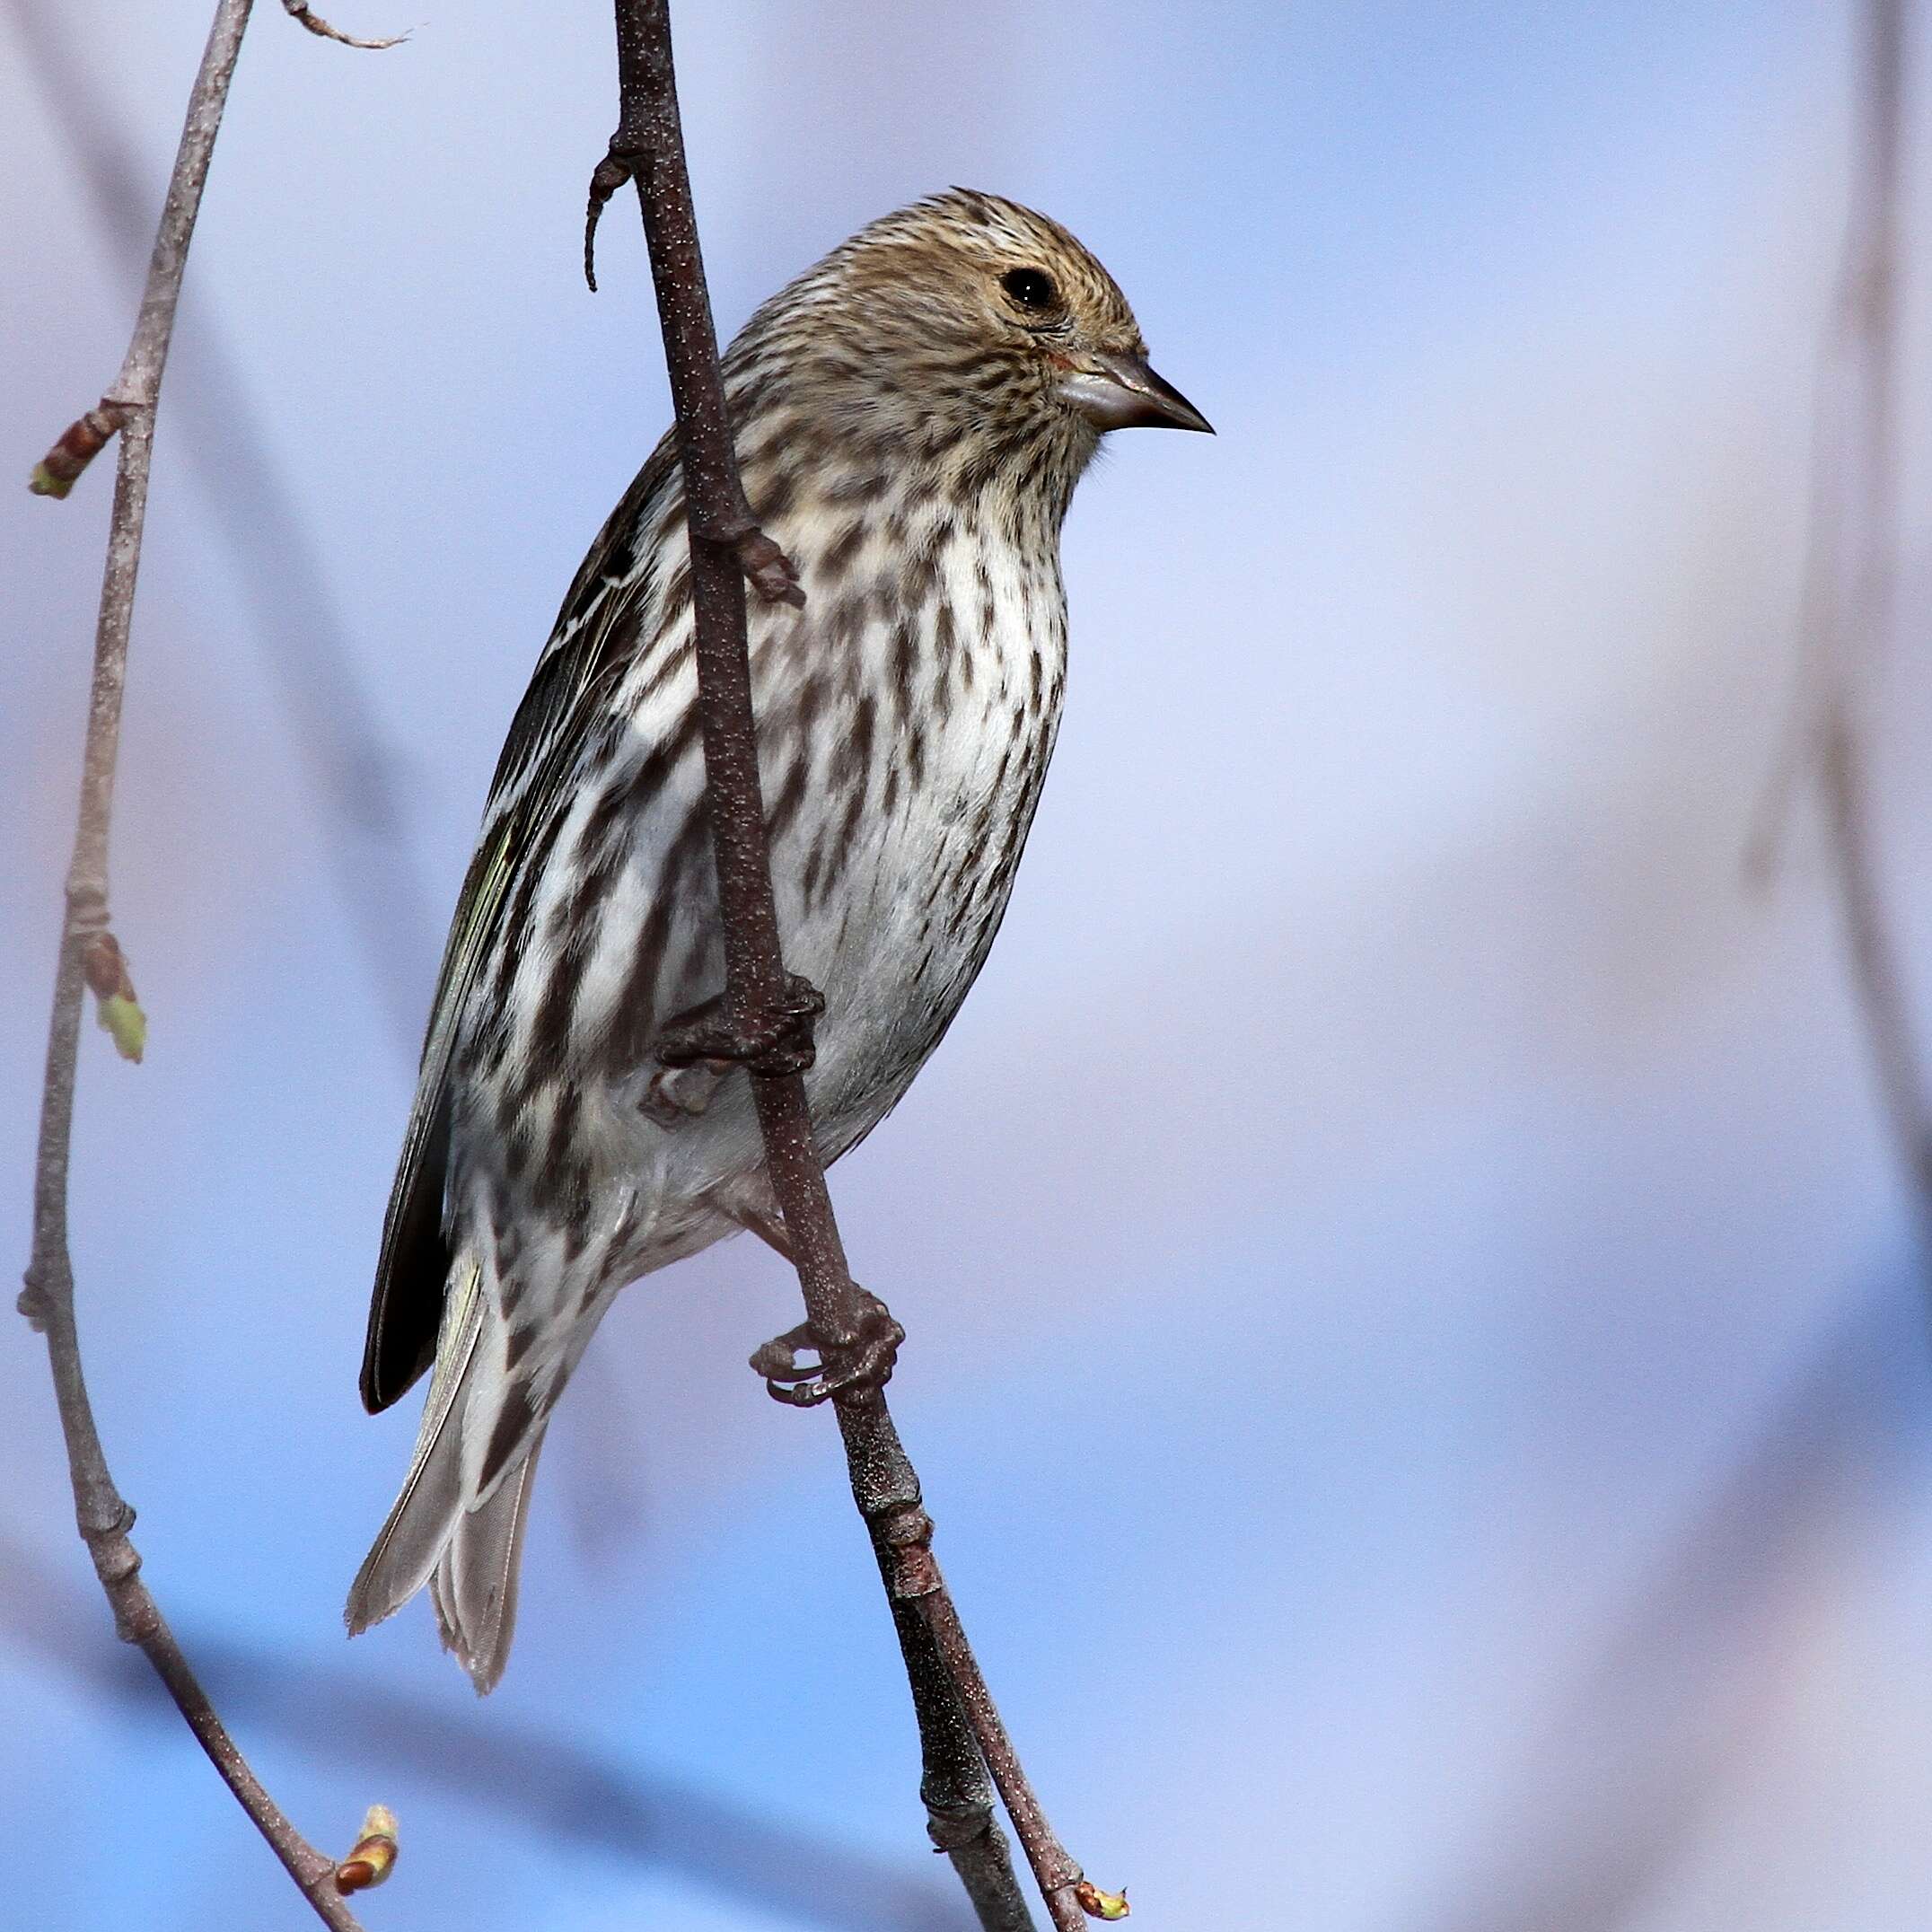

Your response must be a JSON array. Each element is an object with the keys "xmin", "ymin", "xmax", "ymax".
[
  {"xmin": 655, "ymin": 975, "xmax": 825, "ymax": 1079},
  {"xmin": 750, "ymin": 1289, "xmax": 905, "ymax": 1407}
]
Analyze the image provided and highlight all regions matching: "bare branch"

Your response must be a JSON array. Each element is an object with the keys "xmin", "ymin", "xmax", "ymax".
[
  {"xmin": 19, "ymin": 3, "xmax": 379, "ymax": 1922},
  {"xmin": 589, "ymin": 4, "xmax": 1113, "ymax": 1925}
]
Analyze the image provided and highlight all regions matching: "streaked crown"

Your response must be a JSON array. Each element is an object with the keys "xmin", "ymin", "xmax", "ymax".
[{"xmin": 724, "ymin": 189, "xmax": 1208, "ymax": 523}]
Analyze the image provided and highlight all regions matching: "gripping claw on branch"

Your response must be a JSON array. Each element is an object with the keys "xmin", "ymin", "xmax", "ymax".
[
  {"xmin": 751, "ymin": 1289, "xmax": 905, "ymax": 1407},
  {"xmin": 730, "ymin": 528, "xmax": 805, "ymax": 608},
  {"xmin": 655, "ymin": 974, "xmax": 824, "ymax": 1078}
]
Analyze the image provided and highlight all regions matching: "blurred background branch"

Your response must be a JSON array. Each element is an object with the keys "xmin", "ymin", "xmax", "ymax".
[
  {"xmin": 1752, "ymin": 0, "xmax": 1931, "ymax": 1229},
  {"xmin": 0, "ymin": 1528, "xmax": 977, "ymax": 1931},
  {"xmin": 1397, "ymin": 1276, "xmax": 1919, "ymax": 1932},
  {"xmin": 1423, "ymin": 6, "xmax": 1928, "ymax": 1926}
]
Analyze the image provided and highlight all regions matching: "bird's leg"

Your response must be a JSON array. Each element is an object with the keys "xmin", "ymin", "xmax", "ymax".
[
  {"xmin": 654, "ymin": 974, "xmax": 825, "ymax": 1078},
  {"xmin": 727, "ymin": 1199, "xmax": 906, "ymax": 1408}
]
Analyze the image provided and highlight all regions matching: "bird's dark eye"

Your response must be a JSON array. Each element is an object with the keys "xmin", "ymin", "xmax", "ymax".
[{"xmin": 1000, "ymin": 267, "xmax": 1060, "ymax": 315}]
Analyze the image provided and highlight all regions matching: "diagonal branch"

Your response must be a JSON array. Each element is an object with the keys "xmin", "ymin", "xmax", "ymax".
[
  {"xmin": 585, "ymin": 4, "xmax": 1118, "ymax": 1927},
  {"xmin": 20, "ymin": 2, "xmax": 391, "ymax": 1922}
]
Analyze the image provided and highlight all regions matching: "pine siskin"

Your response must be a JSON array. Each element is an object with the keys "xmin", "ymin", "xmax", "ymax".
[{"xmin": 346, "ymin": 189, "xmax": 1210, "ymax": 1690}]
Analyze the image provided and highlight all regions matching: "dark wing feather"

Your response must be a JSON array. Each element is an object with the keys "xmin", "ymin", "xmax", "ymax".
[{"xmin": 359, "ymin": 438, "xmax": 681, "ymax": 1412}]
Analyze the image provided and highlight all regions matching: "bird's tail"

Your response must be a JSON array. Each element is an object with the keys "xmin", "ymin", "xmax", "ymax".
[{"xmin": 345, "ymin": 1259, "xmax": 549, "ymax": 1694}]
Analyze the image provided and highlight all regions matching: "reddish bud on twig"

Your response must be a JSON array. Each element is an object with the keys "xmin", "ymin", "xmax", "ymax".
[
  {"xmin": 29, "ymin": 402, "xmax": 129, "ymax": 499},
  {"xmin": 333, "ymin": 1805, "xmax": 399, "ymax": 1893},
  {"xmin": 81, "ymin": 931, "xmax": 146, "ymax": 1064},
  {"xmin": 1074, "ymin": 1879, "xmax": 1130, "ymax": 1920}
]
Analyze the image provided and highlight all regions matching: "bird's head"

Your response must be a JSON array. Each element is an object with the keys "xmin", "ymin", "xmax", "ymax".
[{"xmin": 730, "ymin": 189, "xmax": 1209, "ymax": 521}]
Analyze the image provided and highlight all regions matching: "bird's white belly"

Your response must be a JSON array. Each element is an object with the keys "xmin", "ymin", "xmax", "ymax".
[{"xmin": 588, "ymin": 540, "xmax": 1064, "ymax": 1244}]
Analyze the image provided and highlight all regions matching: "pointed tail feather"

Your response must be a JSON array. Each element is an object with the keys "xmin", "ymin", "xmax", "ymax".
[
  {"xmin": 346, "ymin": 1260, "xmax": 551, "ymax": 1690},
  {"xmin": 346, "ymin": 1265, "xmax": 486, "ymax": 1636},
  {"xmin": 428, "ymin": 1429, "xmax": 547, "ymax": 1694}
]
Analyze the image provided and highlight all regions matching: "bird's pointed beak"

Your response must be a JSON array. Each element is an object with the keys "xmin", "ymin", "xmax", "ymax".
[{"xmin": 1058, "ymin": 351, "xmax": 1214, "ymax": 435}]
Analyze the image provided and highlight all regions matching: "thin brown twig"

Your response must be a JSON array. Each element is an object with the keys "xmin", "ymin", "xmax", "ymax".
[
  {"xmin": 279, "ymin": 0, "xmax": 407, "ymax": 51},
  {"xmin": 20, "ymin": 3, "xmax": 375, "ymax": 1922},
  {"xmin": 586, "ymin": 4, "xmax": 1111, "ymax": 1926}
]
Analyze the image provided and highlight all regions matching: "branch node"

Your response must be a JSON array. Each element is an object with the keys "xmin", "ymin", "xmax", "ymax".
[
  {"xmin": 874, "ymin": 1497, "xmax": 934, "ymax": 1550},
  {"xmin": 17, "ymin": 1271, "xmax": 52, "ymax": 1332},
  {"xmin": 80, "ymin": 1514, "xmax": 152, "ymax": 1636},
  {"xmin": 66, "ymin": 874, "xmax": 109, "ymax": 922},
  {"xmin": 29, "ymin": 400, "xmax": 130, "ymax": 499},
  {"xmin": 278, "ymin": 2, "xmax": 408, "ymax": 50},
  {"xmin": 80, "ymin": 1499, "xmax": 138, "ymax": 1549},
  {"xmin": 924, "ymin": 1797, "xmax": 997, "ymax": 1854},
  {"xmin": 687, "ymin": 516, "xmax": 804, "ymax": 607}
]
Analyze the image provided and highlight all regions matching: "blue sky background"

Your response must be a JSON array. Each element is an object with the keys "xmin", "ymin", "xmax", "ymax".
[{"xmin": 8, "ymin": 3, "xmax": 1932, "ymax": 1928}]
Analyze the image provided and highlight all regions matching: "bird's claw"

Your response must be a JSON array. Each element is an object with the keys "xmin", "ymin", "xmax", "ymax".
[
  {"xmin": 656, "ymin": 975, "xmax": 825, "ymax": 1078},
  {"xmin": 750, "ymin": 1290, "xmax": 904, "ymax": 1407}
]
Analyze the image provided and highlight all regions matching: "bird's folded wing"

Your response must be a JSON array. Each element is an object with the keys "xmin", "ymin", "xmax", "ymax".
[{"xmin": 359, "ymin": 435, "xmax": 683, "ymax": 1412}]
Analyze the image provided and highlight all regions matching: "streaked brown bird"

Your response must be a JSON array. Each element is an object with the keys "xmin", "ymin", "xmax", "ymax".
[{"xmin": 347, "ymin": 188, "xmax": 1210, "ymax": 1690}]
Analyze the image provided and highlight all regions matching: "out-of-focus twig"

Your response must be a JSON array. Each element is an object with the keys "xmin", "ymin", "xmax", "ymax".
[
  {"xmin": 1427, "ymin": 13, "xmax": 1928, "ymax": 1929},
  {"xmin": 1750, "ymin": 0, "xmax": 1932, "ymax": 1230},
  {"xmin": 1396, "ymin": 1279, "xmax": 1914, "ymax": 1932},
  {"xmin": 1817, "ymin": 0, "xmax": 1932, "ymax": 1217},
  {"xmin": 18, "ymin": 3, "xmax": 385, "ymax": 1922},
  {"xmin": 586, "ymin": 4, "xmax": 1105, "ymax": 1925}
]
